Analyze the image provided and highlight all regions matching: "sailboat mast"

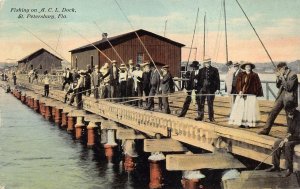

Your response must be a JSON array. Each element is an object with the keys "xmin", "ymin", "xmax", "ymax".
[
  {"xmin": 203, "ymin": 12, "xmax": 206, "ymax": 60},
  {"xmin": 223, "ymin": 0, "xmax": 229, "ymax": 63}
]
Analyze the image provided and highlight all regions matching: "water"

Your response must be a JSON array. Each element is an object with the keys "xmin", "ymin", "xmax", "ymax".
[{"xmin": 0, "ymin": 88, "xmax": 153, "ymax": 189}]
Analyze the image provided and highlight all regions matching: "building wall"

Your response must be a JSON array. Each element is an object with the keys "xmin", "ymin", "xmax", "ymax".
[
  {"xmin": 71, "ymin": 35, "xmax": 182, "ymax": 77},
  {"xmin": 71, "ymin": 49, "xmax": 98, "ymax": 70},
  {"xmin": 19, "ymin": 51, "xmax": 62, "ymax": 74}
]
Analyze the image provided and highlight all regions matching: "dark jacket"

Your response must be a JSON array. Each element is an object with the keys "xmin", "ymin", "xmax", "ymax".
[
  {"xmin": 287, "ymin": 110, "xmax": 300, "ymax": 141},
  {"xmin": 142, "ymin": 71, "xmax": 151, "ymax": 91},
  {"xmin": 150, "ymin": 69, "xmax": 161, "ymax": 92},
  {"xmin": 161, "ymin": 71, "xmax": 172, "ymax": 94},
  {"xmin": 102, "ymin": 65, "xmax": 119, "ymax": 85},
  {"xmin": 236, "ymin": 71, "xmax": 264, "ymax": 97},
  {"xmin": 232, "ymin": 69, "xmax": 242, "ymax": 87},
  {"xmin": 196, "ymin": 66, "xmax": 220, "ymax": 93},
  {"xmin": 185, "ymin": 70, "xmax": 197, "ymax": 91},
  {"xmin": 276, "ymin": 69, "xmax": 298, "ymax": 106}
]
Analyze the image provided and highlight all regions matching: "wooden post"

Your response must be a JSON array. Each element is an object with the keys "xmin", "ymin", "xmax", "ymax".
[
  {"xmin": 104, "ymin": 129, "xmax": 117, "ymax": 162},
  {"xmin": 44, "ymin": 105, "xmax": 52, "ymax": 121},
  {"xmin": 61, "ymin": 112, "xmax": 68, "ymax": 128},
  {"xmin": 87, "ymin": 121, "xmax": 97, "ymax": 147},
  {"xmin": 75, "ymin": 116, "xmax": 85, "ymax": 139},
  {"xmin": 123, "ymin": 139, "xmax": 138, "ymax": 172},
  {"xmin": 67, "ymin": 116, "xmax": 76, "ymax": 133},
  {"xmin": 181, "ymin": 170, "xmax": 205, "ymax": 189},
  {"xmin": 148, "ymin": 152, "xmax": 166, "ymax": 189},
  {"xmin": 51, "ymin": 107, "xmax": 56, "ymax": 121},
  {"xmin": 34, "ymin": 99, "xmax": 39, "ymax": 112},
  {"xmin": 54, "ymin": 108, "xmax": 62, "ymax": 126}
]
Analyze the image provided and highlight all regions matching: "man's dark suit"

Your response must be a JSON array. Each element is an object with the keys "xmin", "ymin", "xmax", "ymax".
[{"xmin": 195, "ymin": 66, "xmax": 220, "ymax": 121}]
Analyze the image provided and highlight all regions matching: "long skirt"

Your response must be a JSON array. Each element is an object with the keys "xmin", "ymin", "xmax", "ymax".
[{"xmin": 228, "ymin": 95, "xmax": 260, "ymax": 127}]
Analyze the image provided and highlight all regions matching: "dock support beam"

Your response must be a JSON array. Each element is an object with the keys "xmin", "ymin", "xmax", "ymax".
[
  {"xmin": 148, "ymin": 152, "xmax": 166, "ymax": 189},
  {"xmin": 75, "ymin": 116, "xmax": 85, "ymax": 139},
  {"xmin": 54, "ymin": 108, "xmax": 62, "ymax": 126},
  {"xmin": 87, "ymin": 121, "xmax": 97, "ymax": 148},
  {"xmin": 67, "ymin": 115, "xmax": 76, "ymax": 133},
  {"xmin": 44, "ymin": 105, "xmax": 52, "ymax": 121},
  {"xmin": 33, "ymin": 99, "xmax": 39, "ymax": 112},
  {"xmin": 61, "ymin": 112, "xmax": 68, "ymax": 128},
  {"xmin": 123, "ymin": 139, "xmax": 138, "ymax": 172},
  {"xmin": 104, "ymin": 129, "xmax": 117, "ymax": 162},
  {"xmin": 181, "ymin": 170, "xmax": 205, "ymax": 189}
]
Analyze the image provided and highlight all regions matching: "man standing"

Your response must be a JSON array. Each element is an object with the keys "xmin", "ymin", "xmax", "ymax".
[
  {"xmin": 142, "ymin": 62, "xmax": 152, "ymax": 105},
  {"xmin": 12, "ymin": 72, "xmax": 17, "ymax": 86},
  {"xmin": 127, "ymin": 59, "xmax": 135, "ymax": 101},
  {"xmin": 109, "ymin": 60, "xmax": 119, "ymax": 100},
  {"xmin": 195, "ymin": 58, "xmax": 220, "ymax": 122},
  {"xmin": 74, "ymin": 70, "xmax": 85, "ymax": 109},
  {"xmin": 132, "ymin": 64, "xmax": 144, "ymax": 107},
  {"xmin": 43, "ymin": 70, "xmax": 50, "ymax": 97},
  {"xmin": 91, "ymin": 65, "xmax": 100, "ymax": 99},
  {"xmin": 266, "ymin": 102, "xmax": 300, "ymax": 177},
  {"xmin": 231, "ymin": 62, "xmax": 242, "ymax": 95},
  {"xmin": 145, "ymin": 63, "xmax": 161, "ymax": 111},
  {"xmin": 259, "ymin": 62, "xmax": 298, "ymax": 135},
  {"xmin": 160, "ymin": 65, "xmax": 172, "ymax": 114},
  {"xmin": 99, "ymin": 63, "xmax": 111, "ymax": 99},
  {"xmin": 119, "ymin": 63, "xmax": 128, "ymax": 101},
  {"xmin": 62, "ymin": 68, "xmax": 73, "ymax": 91},
  {"xmin": 178, "ymin": 61, "xmax": 200, "ymax": 117}
]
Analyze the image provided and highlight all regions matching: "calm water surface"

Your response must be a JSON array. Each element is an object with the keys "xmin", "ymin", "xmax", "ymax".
[{"xmin": 0, "ymin": 88, "xmax": 154, "ymax": 189}]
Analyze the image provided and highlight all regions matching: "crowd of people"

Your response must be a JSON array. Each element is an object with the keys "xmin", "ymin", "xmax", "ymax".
[{"xmin": 61, "ymin": 59, "xmax": 174, "ymax": 113}]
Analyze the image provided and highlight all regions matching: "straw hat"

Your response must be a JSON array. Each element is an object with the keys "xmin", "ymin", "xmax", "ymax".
[{"xmin": 241, "ymin": 62, "xmax": 255, "ymax": 70}]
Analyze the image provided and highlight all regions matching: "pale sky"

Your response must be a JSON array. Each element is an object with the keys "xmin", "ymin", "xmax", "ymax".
[{"xmin": 0, "ymin": 0, "xmax": 299, "ymax": 64}]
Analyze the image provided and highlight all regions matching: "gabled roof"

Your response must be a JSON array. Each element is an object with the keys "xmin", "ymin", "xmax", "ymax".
[
  {"xmin": 70, "ymin": 29, "xmax": 185, "ymax": 53},
  {"xmin": 18, "ymin": 48, "xmax": 63, "ymax": 63}
]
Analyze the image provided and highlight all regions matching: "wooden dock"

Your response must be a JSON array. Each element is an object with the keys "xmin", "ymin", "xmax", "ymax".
[{"xmin": 2, "ymin": 75, "xmax": 300, "ymax": 188}]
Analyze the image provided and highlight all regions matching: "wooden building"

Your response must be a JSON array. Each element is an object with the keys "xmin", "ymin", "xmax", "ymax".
[
  {"xmin": 17, "ymin": 48, "xmax": 62, "ymax": 74},
  {"xmin": 69, "ymin": 29, "xmax": 185, "ymax": 76}
]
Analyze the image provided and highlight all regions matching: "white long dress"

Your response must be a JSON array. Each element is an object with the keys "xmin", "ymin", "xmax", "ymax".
[{"xmin": 228, "ymin": 95, "xmax": 260, "ymax": 127}]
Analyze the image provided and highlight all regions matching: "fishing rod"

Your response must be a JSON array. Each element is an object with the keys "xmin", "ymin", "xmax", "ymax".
[
  {"xmin": 203, "ymin": 12, "xmax": 206, "ymax": 60},
  {"xmin": 94, "ymin": 21, "xmax": 126, "ymax": 65},
  {"xmin": 19, "ymin": 25, "xmax": 71, "ymax": 64},
  {"xmin": 186, "ymin": 7, "xmax": 199, "ymax": 70},
  {"xmin": 93, "ymin": 21, "xmax": 134, "ymax": 78},
  {"xmin": 113, "ymin": 0, "xmax": 162, "ymax": 77},
  {"xmin": 70, "ymin": 28, "xmax": 112, "ymax": 63},
  {"xmin": 235, "ymin": 0, "xmax": 276, "ymax": 68}
]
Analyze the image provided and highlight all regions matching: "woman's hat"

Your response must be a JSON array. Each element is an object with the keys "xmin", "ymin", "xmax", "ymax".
[{"xmin": 241, "ymin": 62, "xmax": 255, "ymax": 70}]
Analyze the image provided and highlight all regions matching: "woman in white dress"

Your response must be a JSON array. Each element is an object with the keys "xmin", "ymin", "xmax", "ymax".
[{"xmin": 229, "ymin": 63, "xmax": 263, "ymax": 128}]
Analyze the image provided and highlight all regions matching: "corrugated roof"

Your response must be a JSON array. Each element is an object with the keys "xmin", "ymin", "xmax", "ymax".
[
  {"xmin": 18, "ymin": 48, "xmax": 63, "ymax": 63},
  {"xmin": 69, "ymin": 29, "xmax": 185, "ymax": 53}
]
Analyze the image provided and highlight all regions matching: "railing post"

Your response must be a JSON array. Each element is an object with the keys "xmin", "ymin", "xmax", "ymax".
[{"xmin": 266, "ymin": 82, "xmax": 270, "ymax": 100}]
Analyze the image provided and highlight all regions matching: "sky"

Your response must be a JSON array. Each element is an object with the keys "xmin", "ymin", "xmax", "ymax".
[{"xmin": 0, "ymin": 0, "xmax": 300, "ymax": 64}]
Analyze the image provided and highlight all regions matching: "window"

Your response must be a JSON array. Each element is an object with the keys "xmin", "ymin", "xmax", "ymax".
[
  {"xmin": 136, "ymin": 52, "xmax": 144, "ymax": 64},
  {"xmin": 91, "ymin": 56, "xmax": 94, "ymax": 68}
]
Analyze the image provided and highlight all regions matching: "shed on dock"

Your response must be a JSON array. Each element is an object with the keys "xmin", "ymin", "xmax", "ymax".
[
  {"xmin": 17, "ymin": 48, "xmax": 62, "ymax": 74},
  {"xmin": 69, "ymin": 29, "xmax": 185, "ymax": 77}
]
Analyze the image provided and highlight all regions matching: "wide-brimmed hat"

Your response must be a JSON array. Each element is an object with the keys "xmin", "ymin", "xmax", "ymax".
[
  {"xmin": 241, "ymin": 62, "xmax": 255, "ymax": 70},
  {"xmin": 203, "ymin": 58, "xmax": 211, "ymax": 64},
  {"xmin": 111, "ymin": 60, "xmax": 117, "ymax": 64},
  {"xmin": 120, "ymin": 63, "xmax": 127, "ymax": 69},
  {"xmin": 128, "ymin": 59, "xmax": 134, "ymax": 65},
  {"xmin": 140, "ymin": 61, "xmax": 150, "ymax": 67},
  {"xmin": 162, "ymin": 65, "xmax": 169, "ymax": 69},
  {"xmin": 190, "ymin": 61, "xmax": 200, "ymax": 68}
]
